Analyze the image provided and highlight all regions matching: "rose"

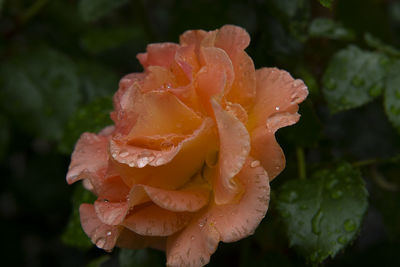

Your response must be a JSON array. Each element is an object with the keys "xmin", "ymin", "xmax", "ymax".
[{"xmin": 66, "ymin": 25, "xmax": 308, "ymax": 267}]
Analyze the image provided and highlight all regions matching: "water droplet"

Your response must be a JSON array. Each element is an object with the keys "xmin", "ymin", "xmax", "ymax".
[
  {"xmin": 275, "ymin": 106, "xmax": 280, "ymax": 111},
  {"xmin": 191, "ymin": 235, "xmax": 195, "ymax": 241},
  {"xmin": 112, "ymin": 152, "xmax": 117, "ymax": 158},
  {"xmin": 106, "ymin": 231, "xmax": 112, "ymax": 236},
  {"xmin": 119, "ymin": 151, "xmax": 129, "ymax": 158},
  {"xmin": 337, "ymin": 235, "xmax": 347, "ymax": 244},
  {"xmin": 95, "ymin": 237, "xmax": 106, "ymax": 248},
  {"xmin": 344, "ymin": 219, "xmax": 356, "ymax": 232},
  {"xmin": 103, "ymin": 199, "xmax": 109, "ymax": 203},
  {"xmin": 325, "ymin": 78, "xmax": 336, "ymax": 90},
  {"xmin": 128, "ymin": 162, "xmax": 135, "ymax": 167},
  {"xmin": 331, "ymin": 190, "xmax": 343, "ymax": 199},
  {"xmin": 351, "ymin": 75, "xmax": 365, "ymax": 87},
  {"xmin": 311, "ymin": 209, "xmax": 323, "ymax": 235},
  {"xmin": 369, "ymin": 85, "xmax": 382, "ymax": 97},
  {"xmin": 199, "ymin": 221, "xmax": 205, "ymax": 228},
  {"xmin": 250, "ymin": 160, "xmax": 260, "ymax": 168}
]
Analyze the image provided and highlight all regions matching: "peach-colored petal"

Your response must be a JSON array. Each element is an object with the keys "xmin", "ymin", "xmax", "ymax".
[
  {"xmin": 180, "ymin": 29, "xmax": 207, "ymax": 49},
  {"xmin": 122, "ymin": 205, "xmax": 192, "ymax": 236},
  {"xmin": 206, "ymin": 157, "xmax": 270, "ymax": 242},
  {"xmin": 175, "ymin": 45, "xmax": 200, "ymax": 81},
  {"xmin": 166, "ymin": 216, "xmax": 220, "ymax": 267},
  {"xmin": 89, "ymin": 172, "xmax": 130, "ymax": 202},
  {"xmin": 134, "ymin": 183, "xmax": 210, "ymax": 212},
  {"xmin": 214, "ymin": 25, "xmax": 250, "ymax": 56},
  {"xmin": 79, "ymin": 204, "xmax": 120, "ymax": 251},
  {"xmin": 94, "ymin": 198, "xmax": 129, "ymax": 226},
  {"xmin": 225, "ymin": 102, "xmax": 248, "ymax": 125},
  {"xmin": 117, "ymin": 227, "xmax": 167, "ymax": 251},
  {"xmin": 199, "ymin": 47, "xmax": 234, "ymax": 89},
  {"xmin": 137, "ymin": 43, "xmax": 180, "ymax": 69},
  {"xmin": 112, "ymin": 118, "xmax": 216, "ymax": 189},
  {"xmin": 225, "ymin": 51, "xmax": 256, "ymax": 111},
  {"xmin": 141, "ymin": 66, "xmax": 177, "ymax": 93},
  {"xmin": 66, "ymin": 133, "xmax": 108, "ymax": 184},
  {"xmin": 127, "ymin": 91, "xmax": 202, "ymax": 139},
  {"xmin": 250, "ymin": 126, "xmax": 286, "ymax": 181},
  {"xmin": 248, "ymin": 67, "xmax": 308, "ymax": 131},
  {"xmin": 211, "ymin": 100, "xmax": 250, "ymax": 204}
]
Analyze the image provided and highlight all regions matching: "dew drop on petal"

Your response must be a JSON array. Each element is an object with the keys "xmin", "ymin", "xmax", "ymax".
[
  {"xmin": 95, "ymin": 237, "xmax": 106, "ymax": 248},
  {"xmin": 250, "ymin": 160, "xmax": 260, "ymax": 168}
]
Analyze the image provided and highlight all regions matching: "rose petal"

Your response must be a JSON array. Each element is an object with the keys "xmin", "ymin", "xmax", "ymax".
[
  {"xmin": 250, "ymin": 126, "xmax": 286, "ymax": 181},
  {"xmin": 94, "ymin": 199, "xmax": 129, "ymax": 225},
  {"xmin": 211, "ymin": 100, "xmax": 250, "ymax": 204},
  {"xmin": 137, "ymin": 43, "xmax": 180, "ymax": 69},
  {"xmin": 206, "ymin": 157, "xmax": 270, "ymax": 242},
  {"xmin": 66, "ymin": 133, "xmax": 109, "ymax": 184},
  {"xmin": 89, "ymin": 171, "xmax": 130, "ymax": 202},
  {"xmin": 166, "ymin": 216, "xmax": 220, "ymax": 267},
  {"xmin": 134, "ymin": 183, "xmax": 211, "ymax": 212},
  {"xmin": 122, "ymin": 204, "xmax": 192, "ymax": 236},
  {"xmin": 180, "ymin": 29, "xmax": 208, "ymax": 49},
  {"xmin": 117, "ymin": 227, "xmax": 167, "ymax": 250},
  {"xmin": 79, "ymin": 204, "xmax": 120, "ymax": 251},
  {"xmin": 112, "ymin": 118, "xmax": 216, "ymax": 189},
  {"xmin": 248, "ymin": 67, "xmax": 308, "ymax": 131},
  {"xmin": 214, "ymin": 25, "xmax": 250, "ymax": 56}
]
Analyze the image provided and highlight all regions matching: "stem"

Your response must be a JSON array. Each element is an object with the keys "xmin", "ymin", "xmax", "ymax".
[
  {"xmin": 19, "ymin": 0, "xmax": 49, "ymax": 25},
  {"xmin": 352, "ymin": 154, "xmax": 400, "ymax": 168},
  {"xmin": 296, "ymin": 146, "xmax": 306, "ymax": 180},
  {"xmin": 370, "ymin": 165, "xmax": 399, "ymax": 192}
]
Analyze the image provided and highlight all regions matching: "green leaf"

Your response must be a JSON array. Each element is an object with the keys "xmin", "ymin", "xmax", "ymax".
[
  {"xmin": 58, "ymin": 96, "xmax": 113, "ymax": 154},
  {"xmin": 78, "ymin": 0, "xmax": 130, "ymax": 22},
  {"xmin": 309, "ymin": 18, "xmax": 355, "ymax": 41},
  {"xmin": 61, "ymin": 183, "xmax": 97, "ymax": 250},
  {"xmin": 322, "ymin": 45, "xmax": 388, "ymax": 113},
  {"xmin": 364, "ymin": 33, "xmax": 400, "ymax": 57},
  {"xmin": 0, "ymin": 47, "xmax": 81, "ymax": 141},
  {"xmin": 0, "ymin": 0, "xmax": 4, "ymax": 15},
  {"xmin": 87, "ymin": 255, "xmax": 111, "ymax": 267},
  {"xmin": 276, "ymin": 163, "xmax": 368, "ymax": 264},
  {"xmin": 119, "ymin": 248, "xmax": 165, "ymax": 267},
  {"xmin": 319, "ymin": 0, "xmax": 334, "ymax": 8},
  {"xmin": 384, "ymin": 60, "xmax": 400, "ymax": 133},
  {"xmin": 81, "ymin": 27, "xmax": 146, "ymax": 54}
]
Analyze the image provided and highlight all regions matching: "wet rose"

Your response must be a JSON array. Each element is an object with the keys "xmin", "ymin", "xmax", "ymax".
[{"xmin": 66, "ymin": 25, "xmax": 308, "ymax": 266}]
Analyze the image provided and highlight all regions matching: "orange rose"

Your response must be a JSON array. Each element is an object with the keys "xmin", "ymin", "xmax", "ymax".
[{"xmin": 66, "ymin": 25, "xmax": 307, "ymax": 266}]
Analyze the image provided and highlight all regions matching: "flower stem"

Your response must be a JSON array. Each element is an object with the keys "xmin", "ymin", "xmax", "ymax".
[{"xmin": 296, "ymin": 146, "xmax": 306, "ymax": 180}]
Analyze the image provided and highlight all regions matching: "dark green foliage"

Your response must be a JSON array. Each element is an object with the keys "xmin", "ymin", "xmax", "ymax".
[
  {"xmin": 0, "ymin": 47, "xmax": 81, "ymax": 141},
  {"xmin": 119, "ymin": 249, "xmax": 165, "ymax": 267},
  {"xmin": 322, "ymin": 46, "xmax": 388, "ymax": 113},
  {"xmin": 309, "ymin": 18, "xmax": 354, "ymax": 41},
  {"xmin": 62, "ymin": 183, "xmax": 97, "ymax": 250},
  {"xmin": 319, "ymin": 0, "xmax": 334, "ymax": 8},
  {"xmin": 78, "ymin": 0, "xmax": 130, "ymax": 22},
  {"xmin": 276, "ymin": 163, "xmax": 368, "ymax": 264},
  {"xmin": 384, "ymin": 60, "xmax": 400, "ymax": 133}
]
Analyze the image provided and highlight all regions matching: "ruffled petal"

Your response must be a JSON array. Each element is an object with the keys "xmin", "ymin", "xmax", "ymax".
[
  {"xmin": 206, "ymin": 157, "xmax": 270, "ymax": 242},
  {"xmin": 248, "ymin": 67, "xmax": 308, "ymax": 131},
  {"xmin": 89, "ymin": 171, "xmax": 130, "ymax": 202},
  {"xmin": 180, "ymin": 30, "xmax": 208, "ymax": 49},
  {"xmin": 122, "ymin": 205, "xmax": 192, "ymax": 236},
  {"xmin": 79, "ymin": 204, "xmax": 120, "ymax": 251},
  {"xmin": 166, "ymin": 216, "xmax": 220, "ymax": 267},
  {"xmin": 211, "ymin": 100, "xmax": 250, "ymax": 204},
  {"xmin": 112, "ymin": 118, "xmax": 216, "ymax": 189},
  {"xmin": 66, "ymin": 133, "xmax": 109, "ymax": 184},
  {"xmin": 117, "ymin": 227, "xmax": 167, "ymax": 250},
  {"xmin": 214, "ymin": 25, "xmax": 250, "ymax": 56},
  {"xmin": 94, "ymin": 199, "xmax": 129, "ymax": 225},
  {"xmin": 137, "ymin": 43, "xmax": 180, "ymax": 69},
  {"xmin": 250, "ymin": 126, "xmax": 286, "ymax": 181},
  {"xmin": 133, "ymin": 183, "xmax": 210, "ymax": 212}
]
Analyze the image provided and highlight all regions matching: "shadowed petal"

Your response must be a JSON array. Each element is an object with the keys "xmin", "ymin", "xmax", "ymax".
[
  {"xmin": 207, "ymin": 157, "xmax": 270, "ymax": 242},
  {"xmin": 122, "ymin": 205, "xmax": 192, "ymax": 236},
  {"xmin": 66, "ymin": 133, "xmax": 109, "ymax": 184},
  {"xmin": 117, "ymin": 227, "xmax": 167, "ymax": 251},
  {"xmin": 211, "ymin": 100, "xmax": 250, "ymax": 204},
  {"xmin": 166, "ymin": 216, "xmax": 220, "ymax": 267},
  {"xmin": 79, "ymin": 204, "xmax": 120, "ymax": 251}
]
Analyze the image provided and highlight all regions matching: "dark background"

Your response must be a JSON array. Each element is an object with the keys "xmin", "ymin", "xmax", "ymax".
[{"xmin": 1, "ymin": 0, "xmax": 400, "ymax": 266}]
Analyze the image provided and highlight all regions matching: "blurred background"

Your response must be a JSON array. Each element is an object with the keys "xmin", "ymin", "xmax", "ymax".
[{"xmin": 1, "ymin": 0, "xmax": 400, "ymax": 266}]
